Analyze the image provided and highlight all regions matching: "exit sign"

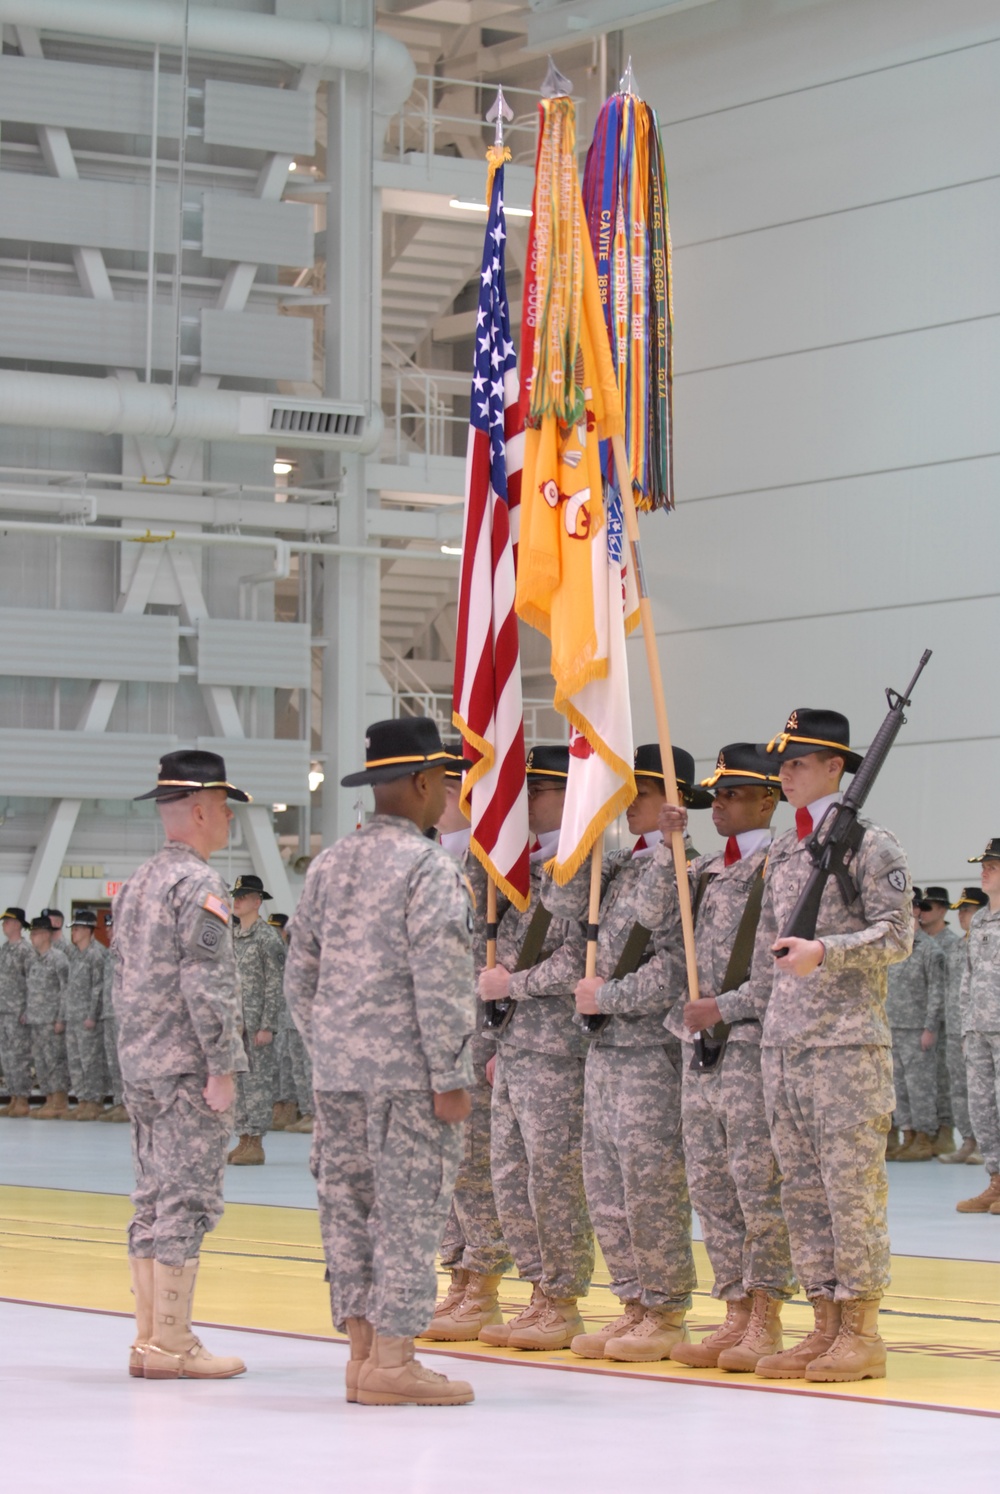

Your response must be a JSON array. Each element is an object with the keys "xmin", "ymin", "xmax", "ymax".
[{"xmin": 105, "ymin": 882, "xmax": 123, "ymax": 897}]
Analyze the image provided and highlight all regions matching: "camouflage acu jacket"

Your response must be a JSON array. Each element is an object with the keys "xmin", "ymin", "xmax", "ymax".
[
  {"xmin": 26, "ymin": 945, "xmax": 69, "ymax": 1023},
  {"xmin": 0, "ymin": 936, "xmax": 30, "ymax": 1017},
  {"xmin": 233, "ymin": 916, "xmax": 286, "ymax": 1036},
  {"xmin": 958, "ymin": 904, "xmax": 1000, "ymax": 1034},
  {"xmin": 65, "ymin": 941, "xmax": 107, "ymax": 1024},
  {"xmin": 112, "ymin": 839, "xmax": 248, "ymax": 1082},
  {"xmin": 284, "ymin": 814, "xmax": 476, "ymax": 1094},
  {"xmin": 496, "ymin": 858, "xmax": 588, "ymax": 1059},
  {"xmin": 885, "ymin": 928, "xmax": 947, "ymax": 1031},
  {"xmin": 735, "ymin": 816, "xmax": 913, "ymax": 1048}
]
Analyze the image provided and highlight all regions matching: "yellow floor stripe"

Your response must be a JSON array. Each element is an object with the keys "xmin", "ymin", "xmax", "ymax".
[{"xmin": 2, "ymin": 1184, "xmax": 998, "ymax": 1415}]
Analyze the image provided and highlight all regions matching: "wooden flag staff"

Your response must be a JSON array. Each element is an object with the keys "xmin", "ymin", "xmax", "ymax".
[{"xmin": 611, "ymin": 431, "xmax": 701, "ymax": 1006}]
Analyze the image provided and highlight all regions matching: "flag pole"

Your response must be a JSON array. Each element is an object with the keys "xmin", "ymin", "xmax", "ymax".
[
  {"xmin": 585, "ymin": 837, "xmax": 603, "ymax": 979},
  {"xmin": 611, "ymin": 431, "xmax": 701, "ymax": 1005},
  {"xmin": 486, "ymin": 877, "xmax": 498, "ymax": 971}
]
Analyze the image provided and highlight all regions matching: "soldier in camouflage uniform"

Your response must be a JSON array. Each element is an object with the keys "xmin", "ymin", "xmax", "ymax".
[
  {"xmin": 423, "ymin": 754, "xmax": 513, "ymax": 1343},
  {"xmin": 114, "ymin": 749, "xmax": 250, "ymax": 1380},
  {"xmin": 743, "ymin": 709, "xmax": 913, "ymax": 1383},
  {"xmin": 0, "ymin": 907, "xmax": 33, "ymax": 1116},
  {"xmin": 637, "ymin": 746, "xmax": 797, "ymax": 1373},
  {"xmin": 477, "ymin": 745, "xmax": 593, "ymax": 1352},
  {"xmin": 285, "ymin": 717, "xmax": 476, "ymax": 1407},
  {"xmin": 97, "ymin": 909, "xmax": 128, "ymax": 1123},
  {"xmin": 884, "ymin": 911, "xmax": 947, "ymax": 1161},
  {"xmin": 26, "ymin": 914, "xmax": 70, "ymax": 1118},
  {"xmin": 914, "ymin": 888, "xmax": 962, "ymax": 1158},
  {"xmin": 558, "ymin": 745, "xmax": 713, "ymax": 1364},
  {"xmin": 956, "ymin": 841, "xmax": 1000, "ymax": 1214},
  {"xmin": 937, "ymin": 887, "xmax": 988, "ymax": 1164},
  {"xmin": 65, "ymin": 909, "xmax": 109, "ymax": 1120},
  {"xmin": 227, "ymin": 875, "xmax": 285, "ymax": 1166}
]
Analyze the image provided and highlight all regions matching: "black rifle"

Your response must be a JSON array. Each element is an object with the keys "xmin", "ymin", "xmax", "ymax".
[{"xmin": 773, "ymin": 650, "xmax": 932, "ymax": 954}]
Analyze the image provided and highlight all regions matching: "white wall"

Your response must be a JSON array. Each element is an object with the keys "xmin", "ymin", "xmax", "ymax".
[{"xmin": 623, "ymin": 0, "xmax": 1000, "ymax": 888}]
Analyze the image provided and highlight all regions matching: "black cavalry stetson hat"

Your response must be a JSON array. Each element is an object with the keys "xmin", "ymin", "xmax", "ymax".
[
  {"xmin": 267, "ymin": 912, "xmax": 289, "ymax": 929},
  {"xmin": 230, "ymin": 874, "xmax": 272, "ymax": 902},
  {"xmin": 762, "ymin": 708, "xmax": 863, "ymax": 775},
  {"xmin": 70, "ymin": 909, "xmax": 97, "ymax": 929},
  {"xmin": 1, "ymin": 906, "xmax": 27, "ymax": 925},
  {"xmin": 700, "ymin": 742, "xmax": 785, "ymax": 799},
  {"xmin": 30, "ymin": 914, "xmax": 54, "ymax": 932},
  {"xmin": 526, "ymin": 744, "xmax": 570, "ymax": 781},
  {"xmin": 633, "ymin": 744, "xmax": 713, "ymax": 810},
  {"xmin": 968, "ymin": 838, "xmax": 1000, "ymax": 863},
  {"xmin": 952, "ymin": 886, "xmax": 988, "ymax": 909},
  {"xmin": 341, "ymin": 717, "xmax": 469, "ymax": 788},
  {"xmin": 912, "ymin": 886, "xmax": 930, "ymax": 910},
  {"xmin": 443, "ymin": 741, "xmax": 468, "ymax": 781},
  {"xmin": 135, "ymin": 749, "xmax": 251, "ymax": 803},
  {"xmin": 923, "ymin": 886, "xmax": 950, "ymax": 907}
]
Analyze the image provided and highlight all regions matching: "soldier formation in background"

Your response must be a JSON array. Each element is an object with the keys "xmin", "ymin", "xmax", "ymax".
[{"xmin": 2, "ymin": 716, "xmax": 999, "ymax": 1401}]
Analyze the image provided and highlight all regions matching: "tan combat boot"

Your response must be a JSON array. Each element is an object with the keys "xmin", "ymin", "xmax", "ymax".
[
  {"xmin": 422, "ymin": 1272, "xmax": 504, "ymax": 1342},
  {"xmin": 717, "ymin": 1291, "xmax": 784, "ymax": 1372},
  {"xmin": 896, "ymin": 1130, "xmax": 935, "ymax": 1161},
  {"xmin": 73, "ymin": 1101, "xmax": 103, "ymax": 1122},
  {"xmin": 889, "ymin": 1127, "xmax": 914, "ymax": 1160},
  {"xmin": 508, "ymin": 1294, "xmax": 584, "ymax": 1350},
  {"xmin": 606, "ymin": 1306, "xmax": 688, "ymax": 1362},
  {"xmin": 884, "ymin": 1128, "xmax": 902, "ymax": 1160},
  {"xmin": 344, "ymin": 1316, "xmax": 373, "ymax": 1402},
  {"xmin": 270, "ymin": 1101, "xmax": 295, "ymax": 1131},
  {"xmin": 571, "ymin": 1301, "xmax": 645, "ymax": 1359},
  {"xmin": 932, "ymin": 1125, "xmax": 956, "ymax": 1156},
  {"xmin": 143, "ymin": 1260, "xmax": 246, "ymax": 1379},
  {"xmin": 939, "ymin": 1136, "xmax": 977, "ymax": 1164},
  {"xmin": 128, "ymin": 1256, "xmax": 154, "ymax": 1377},
  {"xmin": 356, "ymin": 1335, "xmax": 474, "ymax": 1406},
  {"xmin": 227, "ymin": 1134, "xmax": 265, "ymax": 1165},
  {"xmin": 6, "ymin": 1096, "xmax": 30, "ymax": 1118},
  {"xmin": 99, "ymin": 1104, "xmax": 129, "ymax": 1123},
  {"xmin": 754, "ymin": 1299, "xmax": 841, "ymax": 1378},
  {"xmin": 670, "ymin": 1297, "xmax": 751, "ymax": 1368},
  {"xmin": 479, "ymin": 1282, "xmax": 543, "ymax": 1346},
  {"xmin": 286, "ymin": 1113, "xmax": 314, "ymax": 1133},
  {"xmin": 31, "ymin": 1091, "xmax": 67, "ymax": 1119},
  {"xmin": 804, "ymin": 1299, "xmax": 886, "ymax": 1382},
  {"xmin": 421, "ymin": 1270, "xmax": 468, "ymax": 1336},
  {"xmin": 957, "ymin": 1173, "xmax": 1000, "ymax": 1212}
]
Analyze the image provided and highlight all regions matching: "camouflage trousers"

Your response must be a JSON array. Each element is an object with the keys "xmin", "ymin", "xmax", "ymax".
[
  {"xmin": 233, "ymin": 1035, "xmax": 276, "ymax": 1137},
  {"xmin": 0, "ymin": 1013, "xmax": 33, "ymax": 1096},
  {"xmin": 311, "ymin": 1088, "xmax": 463, "ymax": 1337},
  {"xmin": 440, "ymin": 1034, "xmax": 512, "ymax": 1278},
  {"xmin": 890, "ymin": 1027, "xmax": 939, "ymax": 1134},
  {"xmin": 65, "ymin": 1018, "xmax": 108, "ymax": 1103},
  {"xmin": 30, "ymin": 1022, "xmax": 69, "ymax": 1094},
  {"xmin": 944, "ymin": 983, "xmax": 970, "ymax": 1136},
  {"xmin": 963, "ymin": 1031, "xmax": 1000, "ymax": 1174},
  {"xmin": 125, "ymin": 1074, "xmax": 232, "ymax": 1265},
  {"xmin": 583, "ymin": 1041, "xmax": 694, "ymax": 1309},
  {"xmin": 277, "ymin": 1026, "xmax": 314, "ymax": 1115},
  {"xmin": 682, "ymin": 1042, "xmax": 796, "ymax": 1302},
  {"xmin": 103, "ymin": 1018, "xmax": 124, "ymax": 1108},
  {"xmin": 491, "ymin": 1046, "xmax": 594, "ymax": 1300},
  {"xmin": 762, "ymin": 1044, "xmax": 893, "ymax": 1302},
  {"xmin": 936, "ymin": 1035, "xmax": 953, "ymax": 1128}
]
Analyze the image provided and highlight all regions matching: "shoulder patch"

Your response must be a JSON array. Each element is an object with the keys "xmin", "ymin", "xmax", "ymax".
[
  {"xmin": 887, "ymin": 868, "xmax": 907, "ymax": 893},
  {"xmin": 194, "ymin": 916, "xmax": 226, "ymax": 957},
  {"xmin": 202, "ymin": 894, "xmax": 231, "ymax": 924}
]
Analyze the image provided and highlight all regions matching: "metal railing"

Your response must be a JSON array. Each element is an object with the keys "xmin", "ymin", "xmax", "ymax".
[
  {"xmin": 382, "ymin": 647, "xmax": 563, "ymax": 744},
  {"xmin": 381, "ymin": 344, "xmax": 469, "ymax": 463}
]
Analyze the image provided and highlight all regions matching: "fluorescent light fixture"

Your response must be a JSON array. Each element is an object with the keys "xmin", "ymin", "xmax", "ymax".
[
  {"xmin": 273, "ymin": 460, "xmax": 294, "ymax": 475},
  {"xmin": 308, "ymin": 769, "xmax": 325, "ymax": 793},
  {"xmin": 449, "ymin": 197, "xmax": 532, "ymax": 218},
  {"xmin": 440, "ymin": 543, "xmax": 462, "ymax": 556},
  {"xmin": 289, "ymin": 161, "xmax": 297, "ymax": 171},
  {"xmin": 272, "ymin": 803, "xmax": 288, "ymax": 814}
]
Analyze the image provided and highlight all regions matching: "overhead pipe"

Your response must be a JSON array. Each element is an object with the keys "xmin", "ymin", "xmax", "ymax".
[{"xmin": 0, "ymin": 0, "xmax": 416, "ymax": 113}]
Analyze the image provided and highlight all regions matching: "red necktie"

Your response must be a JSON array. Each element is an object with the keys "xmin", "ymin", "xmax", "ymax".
[
  {"xmin": 529, "ymin": 837, "xmax": 541, "ymax": 853},
  {"xmin": 724, "ymin": 836, "xmax": 740, "ymax": 866},
  {"xmin": 796, "ymin": 807, "xmax": 813, "ymax": 841},
  {"xmin": 632, "ymin": 835, "xmax": 647, "ymax": 857}
]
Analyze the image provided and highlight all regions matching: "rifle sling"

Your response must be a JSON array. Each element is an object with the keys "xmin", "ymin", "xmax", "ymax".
[
  {"xmin": 611, "ymin": 921, "xmax": 653, "ymax": 980},
  {"xmin": 514, "ymin": 903, "xmax": 554, "ymax": 972},
  {"xmin": 690, "ymin": 864, "xmax": 766, "ymax": 1073}
]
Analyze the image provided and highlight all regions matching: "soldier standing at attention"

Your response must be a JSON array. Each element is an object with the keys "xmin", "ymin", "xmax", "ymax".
[
  {"xmin": 917, "ymin": 887, "xmax": 962, "ymax": 1157},
  {"xmin": 42, "ymin": 908, "xmax": 67, "ymax": 948},
  {"xmin": 563, "ymin": 745, "xmax": 709, "ymax": 1363},
  {"xmin": 884, "ymin": 896, "xmax": 947, "ymax": 1161},
  {"xmin": 271, "ymin": 913, "xmax": 316, "ymax": 1135},
  {"xmin": 476, "ymin": 745, "xmax": 593, "ymax": 1352},
  {"xmin": 26, "ymin": 913, "xmax": 70, "ymax": 1119},
  {"xmin": 227, "ymin": 875, "xmax": 285, "ymax": 1167},
  {"xmin": 284, "ymin": 718, "xmax": 477, "ymax": 1408},
  {"xmin": 0, "ymin": 907, "xmax": 33, "ymax": 1117},
  {"xmin": 423, "ymin": 750, "xmax": 513, "ymax": 1344},
  {"xmin": 649, "ymin": 746, "xmax": 797, "ymax": 1372},
  {"xmin": 65, "ymin": 909, "xmax": 109, "ymax": 1121},
  {"xmin": 747, "ymin": 709, "xmax": 912, "ymax": 1383},
  {"xmin": 114, "ymin": 749, "xmax": 249, "ymax": 1380},
  {"xmin": 938, "ymin": 887, "xmax": 988, "ymax": 1165},
  {"xmin": 956, "ymin": 841, "xmax": 1000, "ymax": 1215},
  {"xmin": 97, "ymin": 909, "xmax": 129, "ymax": 1123}
]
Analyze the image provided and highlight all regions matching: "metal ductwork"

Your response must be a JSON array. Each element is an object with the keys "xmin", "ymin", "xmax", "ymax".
[
  {"xmin": 0, "ymin": 370, "xmax": 381, "ymax": 452},
  {"xmin": 0, "ymin": 0, "xmax": 416, "ymax": 113}
]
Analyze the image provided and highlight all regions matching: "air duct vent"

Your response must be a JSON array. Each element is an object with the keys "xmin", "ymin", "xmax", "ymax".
[
  {"xmin": 237, "ymin": 395, "xmax": 378, "ymax": 452},
  {"xmin": 269, "ymin": 403, "xmax": 365, "ymax": 438}
]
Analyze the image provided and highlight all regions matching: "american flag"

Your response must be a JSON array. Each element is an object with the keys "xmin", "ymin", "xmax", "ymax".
[{"xmin": 452, "ymin": 165, "xmax": 530, "ymax": 910}]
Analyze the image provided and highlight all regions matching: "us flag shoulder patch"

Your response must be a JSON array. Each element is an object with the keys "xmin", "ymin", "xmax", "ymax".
[{"xmin": 203, "ymin": 894, "xmax": 231, "ymax": 924}]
